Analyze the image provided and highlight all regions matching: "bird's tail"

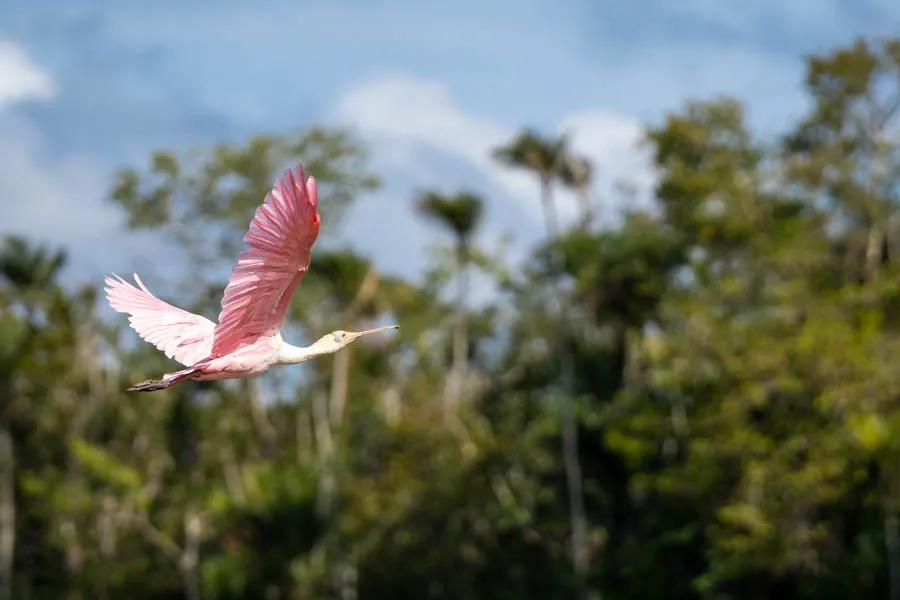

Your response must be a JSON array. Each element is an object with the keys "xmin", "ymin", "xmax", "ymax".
[{"xmin": 127, "ymin": 367, "xmax": 197, "ymax": 393}]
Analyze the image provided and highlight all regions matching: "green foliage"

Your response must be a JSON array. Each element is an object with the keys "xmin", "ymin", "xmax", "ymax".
[
  {"xmin": 7, "ymin": 38, "xmax": 900, "ymax": 600},
  {"xmin": 111, "ymin": 127, "xmax": 379, "ymax": 270},
  {"xmin": 493, "ymin": 128, "xmax": 568, "ymax": 184},
  {"xmin": 417, "ymin": 190, "xmax": 484, "ymax": 245},
  {"xmin": 70, "ymin": 439, "xmax": 142, "ymax": 491},
  {"xmin": 557, "ymin": 213, "xmax": 684, "ymax": 325},
  {"xmin": 556, "ymin": 153, "xmax": 592, "ymax": 190},
  {"xmin": 0, "ymin": 236, "xmax": 66, "ymax": 291}
]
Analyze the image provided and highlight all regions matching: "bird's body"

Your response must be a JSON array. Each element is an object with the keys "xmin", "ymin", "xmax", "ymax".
[{"xmin": 105, "ymin": 163, "xmax": 396, "ymax": 392}]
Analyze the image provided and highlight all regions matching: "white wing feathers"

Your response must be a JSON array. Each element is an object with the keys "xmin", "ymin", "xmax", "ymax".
[{"xmin": 104, "ymin": 274, "xmax": 215, "ymax": 366}]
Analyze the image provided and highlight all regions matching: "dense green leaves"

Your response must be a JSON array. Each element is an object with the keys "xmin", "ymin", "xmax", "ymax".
[
  {"xmin": 6, "ymin": 37, "xmax": 900, "ymax": 599},
  {"xmin": 417, "ymin": 191, "xmax": 484, "ymax": 246}
]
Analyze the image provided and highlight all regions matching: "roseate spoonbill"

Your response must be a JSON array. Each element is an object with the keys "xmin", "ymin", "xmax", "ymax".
[{"xmin": 105, "ymin": 163, "xmax": 397, "ymax": 392}]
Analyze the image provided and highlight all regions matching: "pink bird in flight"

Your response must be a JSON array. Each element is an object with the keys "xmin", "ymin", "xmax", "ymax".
[{"xmin": 105, "ymin": 163, "xmax": 397, "ymax": 392}]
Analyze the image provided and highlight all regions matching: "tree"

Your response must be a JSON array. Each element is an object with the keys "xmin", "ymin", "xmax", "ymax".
[
  {"xmin": 557, "ymin": 153, "xmax": 595, "ymax": 228},
  {"xmin": 106, "ymin": 128, "xmax": 382, "ymax": 598},
  {"xmin": 8, "ymin": 33, "xmax": 900, "ymax": 600},
  {"xmin": 786, "ymin": 38, "xmax": 900, "ymax": 282},
  {"xmin": 494, "ymin": 129, "xmax": 590, "ymax": 584},
  {"xmin": 494, "ymin": 129, "xmax": 569, "ymax": 237},
  {"xmin": 417, "ymin": 190, "xmax": 485, "ymax": 407},
  {"xmin": 111, "ymin": 127, "xmax": 378, "ymax": 274},
  {"xmin": 0, "ymin": 236, "xmax": 66, "ymax": 600}
]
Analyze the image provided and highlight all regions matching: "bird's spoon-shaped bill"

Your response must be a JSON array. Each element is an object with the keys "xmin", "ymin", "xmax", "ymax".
[{"xmin": 346, "ymin": 325, "xmax": 399, "ymax": 341}]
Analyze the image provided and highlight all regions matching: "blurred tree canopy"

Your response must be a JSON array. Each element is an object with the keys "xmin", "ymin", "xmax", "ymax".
[{"xmin": 5, "ymin": 37, "xmax": 900, "ymax": 599}]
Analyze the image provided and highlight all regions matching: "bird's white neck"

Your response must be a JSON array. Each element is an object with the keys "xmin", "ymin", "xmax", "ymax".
[{"xmin": 276, "ymin": 336, "xmax": 342, "ymax": 365}]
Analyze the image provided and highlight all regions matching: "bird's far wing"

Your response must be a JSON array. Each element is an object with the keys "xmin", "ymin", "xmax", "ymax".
[
  {"xmin": 105, "ymin": 274, "xmax": 216, "ymax": 366},
  {"xmin": 210, "ymin": 163, "xmax": 320, "ymax": 357}
]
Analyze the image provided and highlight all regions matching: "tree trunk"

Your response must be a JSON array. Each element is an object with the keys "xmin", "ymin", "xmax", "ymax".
[
  {"xmin": 296, "ymin": 405, "xmax": 313, "ymax": 464},
  {"xmin": 539, "ymin": 176, "xmax": 590, "ymax": 584},
  {"xmin": 561, "ymin": 354, "xmax": 589, "ymax": 580},
  {"xmin": 865, "ymin": 222, "xmax": 884, "ymax": 281},
  {"xmin": 99, "ymin": 495, "xmax": 118, "ymax": 558},
  {"xmin": 336, "ymin": 561, "xmax": 357, "ymax": 600},
  {"xmin": 332, "ymin": 266, "xmax": 378, "ymax": 425},
  {"xmin": 330, "ymin": 347, "xmax": 351, "ymax": 429},
  {"xmin": 245, "ymin": 378, "xmax": 276, "ymax": 456},
  {"xmin": 540, "ymin": 177, "xmax": 561, "ymax": 242},
  {"xmin": 326, "ymin": 349, "xmax": 357, "ymax": 599},
  {"xmin": 0, "ymin": 423, "xmax": 13, "ymax": 600},
  {"xmin": 887, "ymin": 507, "xmax": 900, "ymax": 600},
  {"xmin": 220, "ymin": 450, "xmax": 247, "ymax": 505},
  {"xmin": 181, "ymin": 512, "xmax": 202, "ymax": 600},
  {"xmin": 313, "ymin": 393, "xmax": 336, "ymax": 518},
  {"xmin": 133, "ymin": 512, "xmax": 200, "ymax": 600},
  {"xmin": 445, "ymin": 242, "xmax": 470, "ymax": 409},
  {"xmin": 887, "ymin": 214, "xmax": 900, "ymax": 265},
  {"xmin": 314, "ymin": 391, "xmax": 354, "ymax": 598},
  {"xmin": 59, "ymin": 520, "xmax": 84, "ymax": 600},
  {"xmin": 578, "ymin": 187, "xmax": 593, "ymax": 229}
]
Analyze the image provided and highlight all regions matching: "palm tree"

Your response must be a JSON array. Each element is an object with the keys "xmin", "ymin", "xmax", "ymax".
[
  {"xmin": 302, "ymin": 250, "xmax": 381, "ymax": 600},
  {"xmin": 558, "ymin": 153, "xmax": 595, "ymax": 228},
  {"xmin": 493, "ymin": 129, "xmax": 568, "ymax": 238},
  {"xmin": 494, "ymin": 131, "xmax": 590, "ymax": 583},
  {"xmin": 417, "ymin": 191, "xmax": 484, "ymax": 407},
  {"xmin": 0, "ymin": 236, "xmax": 66, "ymax": 600},
  {"xmin": 307, "ymin": 251, "xmax": 380, "ymax": 428}
]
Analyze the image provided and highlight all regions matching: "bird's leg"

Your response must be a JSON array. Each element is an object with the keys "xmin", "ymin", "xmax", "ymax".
[
  {"xmin": 127, "ymin": 378, "xmax": 170, "ymax": 392},
  {"xmin": 127, "ymin": 366, "xmax": 197, "ymax": 392}
]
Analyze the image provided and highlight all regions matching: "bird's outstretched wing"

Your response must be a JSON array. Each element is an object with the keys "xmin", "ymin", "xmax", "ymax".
[
  {"xmin": 210, "ymin": 164, "xmax": 320, "ymax": 357},
  {"xmin": 105, "ymin": 274, "xmax": 216, "ymax": 366}
]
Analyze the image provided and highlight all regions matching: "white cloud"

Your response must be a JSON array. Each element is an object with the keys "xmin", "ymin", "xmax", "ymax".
[
  {"xmin": 0, "ymin": 40, "xmax": 54, "ymax": 109},
  {"xmin": 559, "ymin": 111, "xmax": 658, "ymax": 219},
  {"xmin": 334, "ymin": 74, "xmax": 508, "ymax": 168},
  {"xmin": 329, "ymin": 74, "xmax": 659, "ymax": 292},
  {"xmin": 332, "ymin": 74, "xmax": 537, "ymax": 210},
  {"xmin": 0, "ymin": 42, "xmax": 172, "ymax": 286},
  {"xmin": 333, "ymin": 74, "xmax": 656, "ymax": 227},
  {"xmin": 0, "ymin": 114, "xmax": 171, "ymax": 287}
]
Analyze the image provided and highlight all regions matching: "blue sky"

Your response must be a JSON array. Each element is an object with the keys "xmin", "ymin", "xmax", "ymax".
[{"xmin": 1, "ymin": 0, "xmax": 898, "ymax": 289}]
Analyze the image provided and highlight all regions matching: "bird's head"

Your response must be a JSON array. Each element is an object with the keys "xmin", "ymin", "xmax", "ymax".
[{"xmin": 319, "ymin": 325, "xmax": 399, "ymax": 350}]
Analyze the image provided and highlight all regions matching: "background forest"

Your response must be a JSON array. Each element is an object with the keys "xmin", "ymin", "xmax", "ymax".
[{"xmin": 3, "ymin": 22, "xmax": 900, "ymax": 600}]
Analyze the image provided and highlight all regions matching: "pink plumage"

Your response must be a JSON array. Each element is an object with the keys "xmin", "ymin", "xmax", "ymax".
[
  {"xmin": 211, "ymin": 164, "xmax": 319, "ymax": 357},
  {"xmin": 104, "ymin": 273, "xmax": 215, "ymax": 366},
  {"xmin": 105, "ymin": 163, "xmax": 338, "ymax": 392}
]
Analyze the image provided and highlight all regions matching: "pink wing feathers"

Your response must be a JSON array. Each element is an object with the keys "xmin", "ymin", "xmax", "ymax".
[
  {"xmin": 104, "ymin": 274, "xmax": 216, "ymax": 366},
  {"xmin": 210, "ymin": 164, "xmax": 320, "ymax": 357}
]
